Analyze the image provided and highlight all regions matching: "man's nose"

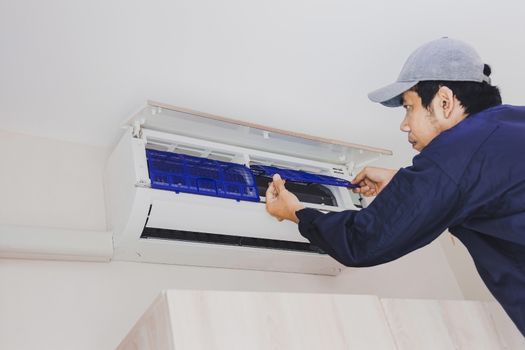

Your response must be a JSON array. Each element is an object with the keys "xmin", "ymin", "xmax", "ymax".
[{"xmin": 400, "ymin": 116, "xmax": 410, "ymax": 132}]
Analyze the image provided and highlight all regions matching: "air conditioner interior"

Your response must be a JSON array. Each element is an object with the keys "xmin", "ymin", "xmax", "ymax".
[
  {"xmin": 143, "ymin": 138, "xmax": 353, "ymax": 208},
  {"xmin": 250, "ymin": 167, "xmax": 337, "ymax": 206}
]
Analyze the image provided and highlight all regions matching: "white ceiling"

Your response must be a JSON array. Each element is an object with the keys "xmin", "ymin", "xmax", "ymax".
[{"xmin": 1, "ymin": 0, "xmax": 524, "ymax": 167}]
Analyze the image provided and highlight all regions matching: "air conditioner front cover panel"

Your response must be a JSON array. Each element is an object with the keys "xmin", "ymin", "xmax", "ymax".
[
  {"xmin": 128, "ymin": 101, "xmax": 392, "ymax": 166},
  {"xmin": 145, "ymin": 192, "xmax": 307, "ymax": 243}
]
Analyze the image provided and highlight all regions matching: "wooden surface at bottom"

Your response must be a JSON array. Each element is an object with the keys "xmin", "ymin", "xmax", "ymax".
[{"xmin": 118, "ymin": 290, "xmax": 524, "ymax": 350}]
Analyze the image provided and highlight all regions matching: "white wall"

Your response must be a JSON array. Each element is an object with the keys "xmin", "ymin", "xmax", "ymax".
[
  {"xmin": 0, "ymin": 130, "xmax": 107, "ymax": 231},
  {"xmin": 2, "ymin": 0, "xmax": 524, "ymax": 150},
  {"xmin": 0, "ymin": 129, "xmax": 478, "ymax": 349}
]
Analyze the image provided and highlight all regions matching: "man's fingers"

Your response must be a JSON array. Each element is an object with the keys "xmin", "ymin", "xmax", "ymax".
[
  {"xmin": 351, "ymin": 169, "xmax": 367, "ymax": 184},
  {"xmin": 266, "ymin": 182, "xmax": 277, "ymax": 201},
  {"xmin": 363, "ymin": 189, "xmax": 377, "ymax": 197},
  {"xmin": 363, "ymin": 177, "xmax": 378, "ymax": 188},
  {"xmin": 272, "ymin": 174, "xmax": 286, "ymax": 193}
]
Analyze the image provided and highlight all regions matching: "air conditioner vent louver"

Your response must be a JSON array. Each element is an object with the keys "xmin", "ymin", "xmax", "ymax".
[{"xmin": 141, "ymin": 227, "xmax": 326, "ymax": 254}]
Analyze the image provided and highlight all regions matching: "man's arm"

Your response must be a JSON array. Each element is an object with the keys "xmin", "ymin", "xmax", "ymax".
[{"xmin": 266, "ymin": 155, "xmax": 461, "ymax": 267}]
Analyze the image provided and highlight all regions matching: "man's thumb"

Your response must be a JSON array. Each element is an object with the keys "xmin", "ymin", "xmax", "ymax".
[{"xmin": 272, "ymin": 173, "xmax": 286, "ymax": 193}]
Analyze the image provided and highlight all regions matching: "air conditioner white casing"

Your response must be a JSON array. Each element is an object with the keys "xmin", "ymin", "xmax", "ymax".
[{"xmin": 105, "ymin": 101, "xmax": 391, "ymax": 275}]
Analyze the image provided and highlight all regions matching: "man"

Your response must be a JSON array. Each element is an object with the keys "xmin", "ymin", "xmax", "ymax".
[{"xmin": 265, "ymin": 37, "xmax": 525, "ymax": 336}]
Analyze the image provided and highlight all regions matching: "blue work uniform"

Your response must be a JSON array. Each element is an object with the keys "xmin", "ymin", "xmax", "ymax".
[{"xmin": 296, "ymin": 105, "xmax": 525, "ymax": 336}]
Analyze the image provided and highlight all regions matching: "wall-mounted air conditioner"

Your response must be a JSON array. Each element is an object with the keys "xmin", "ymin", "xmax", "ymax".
[{"xmin": 105, "ymin": 101, "xmax": 391, "ymax": 275}]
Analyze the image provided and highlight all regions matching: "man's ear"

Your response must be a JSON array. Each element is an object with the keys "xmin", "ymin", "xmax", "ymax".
[{"xmin": 437, "ymin": 86, "xmax": 455, "ymax": 118}]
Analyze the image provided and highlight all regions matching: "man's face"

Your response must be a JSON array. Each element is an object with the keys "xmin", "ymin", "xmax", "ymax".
[{"xmin": 400, "ymin": 91, "xmax": 442, "ymax": 151}]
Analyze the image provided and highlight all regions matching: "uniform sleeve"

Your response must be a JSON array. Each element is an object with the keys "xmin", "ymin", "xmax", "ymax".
[{"xmin": 296, "ymin": 154, "xmax": 462, "ymax": 267}]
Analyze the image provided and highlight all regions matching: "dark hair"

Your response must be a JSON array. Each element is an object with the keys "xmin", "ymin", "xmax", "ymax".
[{"xmin": 410, "ymin": 64, "xmax": 502, "ymax": 115}]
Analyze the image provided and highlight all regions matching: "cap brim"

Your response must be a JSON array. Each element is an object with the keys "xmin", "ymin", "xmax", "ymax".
[{"xmin": 368, "ymin": 81, "xmax": 418, "ymax": 107}]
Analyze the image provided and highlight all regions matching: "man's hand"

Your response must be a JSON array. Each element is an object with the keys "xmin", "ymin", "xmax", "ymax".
[
  {"xmin": 265, "ymin": 174, "xmax": 304, "ymax": 223},
  {"xmin": 351, "ymin": 167, "xmax": 398, "ymax": 197}
]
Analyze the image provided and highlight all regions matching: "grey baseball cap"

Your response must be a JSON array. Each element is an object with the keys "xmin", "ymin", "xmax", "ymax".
[{"xmin": 368, "ymin": 37, "xmax": 491, "ymax": 107}]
